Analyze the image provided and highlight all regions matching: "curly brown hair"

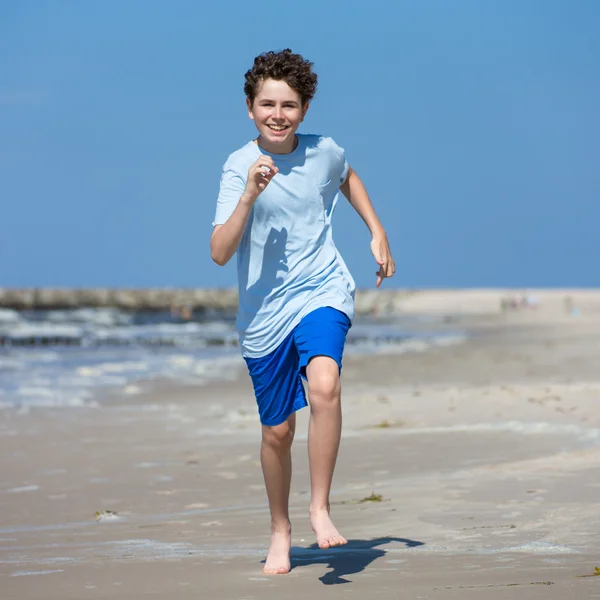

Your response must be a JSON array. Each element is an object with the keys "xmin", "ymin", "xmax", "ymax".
[{"xmin": 244, "ymin": 49, "xmax": 318, "ymax": 107}]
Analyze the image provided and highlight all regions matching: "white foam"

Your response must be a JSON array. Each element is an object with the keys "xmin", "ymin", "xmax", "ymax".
[
  {"xmin": 370, "ymin": 421, "xmax": 600, "ymax": 442},
  {"xmin": 0, "ymin": 310, "xmax": 238, "ymax": 348},
  {"xmin": 0, "ymin": 357, "xmax": 26, "ymax": 371},
  {"xmin": 1, "ymin": 387, "xmax": 93, "ymax": 409},
  {"xmin": 11, "ymin": 569, "xmax": 64, "ymax": 577},
  {"xmin": 107, "ymin": 539, "xmax": 193, "ymax": 559},
  {"xmin": 16, "ymin": 387, "xmax": 54, "ymax": 398},
  {"xmin": 0, "ymin": 309, "xmax": 23, "ymax": 324},
  {"xmin": 502, "ymin": 541, "xmax": 578, "ymax": 554},
  {"xmin": 7, "ymin": 351, "xmax": 60, "ymax": 363},
  {"xmin": 347, "ymin": 333, "xmax": 466, "ymax": 357},
  {"xmin": 76, "ymin": 362, "xmax": 150, "ymax": 377},
  {"xmin": 92, "ymin": 321, "xmax": 238, "ymax": 346},
  {"xmin": 6, "ymin": 485, "xmax": 40, "ymax": 493},
  {"xmin": 380, "ymin": 541, "xmax": 579, "ymax": 556},
  {"xmin": 44, "ymin": 308, "xmax": 133, "ymax": 327},
  {"xmin": 2, "ymin": 322, "xmax": 83, "ymax": 340}
]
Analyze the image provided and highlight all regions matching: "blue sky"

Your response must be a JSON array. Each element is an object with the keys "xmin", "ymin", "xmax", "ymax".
[{"xmin": 1, "ymin": 1, "xmax": 599, "ymax": 289}]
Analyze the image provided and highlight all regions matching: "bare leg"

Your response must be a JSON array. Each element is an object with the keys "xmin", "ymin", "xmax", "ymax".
[
  {"xmin": 260, "ymin": 413, "xmax": 296, "ymax": 574},
  {"xmin": 306, "ymin": 356, "xmax": 348, "ymax": 549}
]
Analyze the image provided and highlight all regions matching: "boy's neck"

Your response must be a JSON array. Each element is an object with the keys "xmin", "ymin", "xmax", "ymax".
[{"xmin": 255, "ymin": 135, "xmax": 299, "ymax": 155}]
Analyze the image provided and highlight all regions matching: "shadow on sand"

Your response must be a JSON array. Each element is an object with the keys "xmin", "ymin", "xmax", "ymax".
[{"xmin": 288, "ymin": 536, "xmax": 425, "ymax": 584}]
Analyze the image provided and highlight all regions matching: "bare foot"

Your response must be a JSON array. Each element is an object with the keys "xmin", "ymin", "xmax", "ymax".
[
  {"xmin": 263, "ymin": 527, "xmax": 291, "ymax": 575},
  {"xmin": 310, "ymin": 508, "xmax": 347, "ymax": 549}
]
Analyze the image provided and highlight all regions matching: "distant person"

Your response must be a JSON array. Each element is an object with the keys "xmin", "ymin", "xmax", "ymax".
[{"xmin": 210, "ymin": 49, "xmax": 395, "ymax": 575}]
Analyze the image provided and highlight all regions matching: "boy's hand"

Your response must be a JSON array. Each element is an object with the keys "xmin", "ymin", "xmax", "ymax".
[
  {"xmin": 243, "ymin": 155, "xmax": 279, "ymax": 203},
  {"xmin": 370, "ymin": 232, "xmax": 395, "ymax": 287}
]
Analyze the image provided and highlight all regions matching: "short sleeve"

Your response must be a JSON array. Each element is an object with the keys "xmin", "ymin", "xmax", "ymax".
[
  {"xmin": 328, "ymin": 138, "xmax": 349, "ymax": 185},
  {"xmin": 212, "ymin": 166, "xmax": 246, "ymax": 227}
]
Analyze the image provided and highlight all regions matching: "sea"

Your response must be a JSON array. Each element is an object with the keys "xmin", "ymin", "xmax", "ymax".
[{"xmin": 0, "ymin": 307, "xmax": 465, "ymax": 410}]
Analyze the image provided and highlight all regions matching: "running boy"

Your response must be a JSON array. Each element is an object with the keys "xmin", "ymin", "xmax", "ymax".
[{"xmin": 211, "ymin": 49, "xmax": 395, "ymax": 575}]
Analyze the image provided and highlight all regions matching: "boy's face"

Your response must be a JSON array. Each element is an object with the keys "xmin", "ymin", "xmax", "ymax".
[{"xmin": 247, "ymin": 78, "xmax": 308, "ymax": 153}]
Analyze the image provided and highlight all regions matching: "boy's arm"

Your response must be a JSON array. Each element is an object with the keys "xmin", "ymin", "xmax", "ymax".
[
  {"xmin": 211, "ymin": 154, "xmax": 278, "ymax": 266},
  {"xmin": 339, "ymin": 167, "xmax": 396, "ymax": 287},
  {"xmin": 210, "ymin": 197, "xmax": 254, "ymax": 266}
]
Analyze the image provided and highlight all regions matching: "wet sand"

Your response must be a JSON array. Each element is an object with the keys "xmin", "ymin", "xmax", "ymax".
[{"xmin": 2, "ymin": 290, "xmax": 600, "ymax": 599}]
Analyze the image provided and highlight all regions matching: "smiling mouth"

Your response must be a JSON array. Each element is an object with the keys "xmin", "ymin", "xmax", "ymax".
[{"xmin": 267, "ymin": 125, "xmax": 289, "ymax": 132}]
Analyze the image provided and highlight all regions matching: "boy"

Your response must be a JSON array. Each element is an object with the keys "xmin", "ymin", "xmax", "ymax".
[{"xmin": 211, "ymin": 49, "xmax": 395, "ymax": 575}]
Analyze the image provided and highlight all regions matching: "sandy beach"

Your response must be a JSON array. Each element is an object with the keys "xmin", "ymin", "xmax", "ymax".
[{"xmin": 2, "ymin": 290, "xmax": 600, "ymax": 599}]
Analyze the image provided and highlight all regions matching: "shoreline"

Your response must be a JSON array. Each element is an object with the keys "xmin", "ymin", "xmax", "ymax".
[{"xmin": 0, "ymin": 310, "xmax": 469, "ymax": 411}]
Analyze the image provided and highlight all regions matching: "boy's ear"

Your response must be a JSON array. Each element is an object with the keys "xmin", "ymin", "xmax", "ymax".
[
  {"xmin": 301, "ymin": 102, "xmax": 310, "ymax": 122},
  {"xmin": 246, "ymin": 97, "xmax": 255, "ymax": 120}
]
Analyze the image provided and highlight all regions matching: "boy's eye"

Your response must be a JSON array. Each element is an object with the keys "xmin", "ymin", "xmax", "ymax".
[{"xmin": 261, "ymin": 103, "xmax": 296, "ymax": 108}]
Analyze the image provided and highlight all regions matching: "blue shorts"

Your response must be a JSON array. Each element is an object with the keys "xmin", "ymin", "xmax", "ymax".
[{"xmin": 244, "ymin": 307, "xmax": 351, "ymax": 427}]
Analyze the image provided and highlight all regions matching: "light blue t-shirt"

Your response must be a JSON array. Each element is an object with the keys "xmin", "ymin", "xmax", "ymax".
[{"xmin": 213, "ymin": 134, "xmax": 356, "ymax": 358}]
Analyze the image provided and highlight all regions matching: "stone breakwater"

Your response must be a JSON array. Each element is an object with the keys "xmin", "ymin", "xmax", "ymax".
[
  {"xmin": 3, "ymin": 288, "xmax": 596, "ymax": 316},
  {"xmin": 0, "ymin": 288, "xmax": 413, "ymax": 315}
]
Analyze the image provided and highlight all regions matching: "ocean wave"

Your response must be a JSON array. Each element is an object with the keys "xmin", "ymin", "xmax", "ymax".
[
  {"xmin": 0, "ymin": 308, "xmax": 465, "ymax": 410},
  {"xmin": 0, "ymin": 309, "xmax": 23, "ymax": 324},
  {"xmin": 0, "ymin": 309, "xmax": 238, "ymax": 348}
]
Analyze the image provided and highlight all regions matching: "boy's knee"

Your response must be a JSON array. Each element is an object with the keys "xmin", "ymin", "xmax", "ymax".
[
  {"xmin": 262, "ymin": 420, "xmax": 295, "ymax": 451},
  {"xmin": 307, "ymin": 359, "xmax": 341, "ymax": 407}
]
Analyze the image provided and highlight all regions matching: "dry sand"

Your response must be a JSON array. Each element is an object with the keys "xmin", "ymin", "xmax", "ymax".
[{"xmin": 1, "ymin": 290, "xmax": 600, "ymax": 599}]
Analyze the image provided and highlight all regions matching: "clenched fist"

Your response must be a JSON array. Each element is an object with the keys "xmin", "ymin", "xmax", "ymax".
[{"xmin": 243, "ymin": 155, "xmax": 279, "ymax": 203}]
